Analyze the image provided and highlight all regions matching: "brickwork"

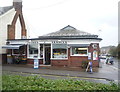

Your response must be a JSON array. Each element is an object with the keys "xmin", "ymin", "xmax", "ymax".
[
  {"xmin": 8, "ymin": 25, "xmax": 15, "ymax": 39},
  {"xmin": 27, "ymin": 59, "xmax": 43, "ymax": 64},
  {"xmin": 69, "ymin": 56, "xmax": 88, "ymax": 67},
  {"xmin": 13, "ymin": 1, "xmax": 22, "ymax": 11},
  {"xmin": 51, "ymin": 60, "xmax": 68, "ymax": 66},
  {"xmin": 7, "ymin": 1, "xmax": 27, "ymax": 40}
]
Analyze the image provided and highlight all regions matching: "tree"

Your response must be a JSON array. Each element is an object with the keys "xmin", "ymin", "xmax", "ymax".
[
  {"xmin": 117, "ymin": 44, "xmax": 120, "ymax": 59},
  {"xmin": 109, "ymin": 46, "xmax": 117, "ymax": 57}
]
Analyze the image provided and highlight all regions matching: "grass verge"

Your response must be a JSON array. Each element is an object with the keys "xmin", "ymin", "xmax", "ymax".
[{"xmin": 2, "ymin": 74, "xmax": 119, "ymax": 91}]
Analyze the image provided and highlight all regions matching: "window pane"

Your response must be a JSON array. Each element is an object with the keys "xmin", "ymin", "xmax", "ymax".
[
  {"xmin": 72, "ymin": 47, "xmax": 87, "ymax": 55},
  {"xmin": 29, "ymin": 43, "xmax": 38, "ymax": 57},
  {"xmin": 19, "ymin": 46, "xmax": 25, "ymax": 54},
  {"xmin": 13, "ymin": 49, "xmax": 19, "ymax": 54},
  {"xmin": 52, "ymin": 44, "xmax": 67, "ymax": 58}
]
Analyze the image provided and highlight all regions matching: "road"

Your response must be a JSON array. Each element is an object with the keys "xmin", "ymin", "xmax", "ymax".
[
  {"xmin": 2, "ymin": 60, "xmax": 119, "ymax": 85},
  {"xmin": 100, "ymin": 58, "xmax": 119, "ymax": 70},
  {"xmin": 99, "ymin": 58, "xmax": 119, "ymax": 83}
]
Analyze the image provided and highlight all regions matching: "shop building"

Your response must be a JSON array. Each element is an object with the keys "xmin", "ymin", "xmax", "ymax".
[{"xmin": 5, "ymin": 25, "xmax": 102, "ymax": 67}]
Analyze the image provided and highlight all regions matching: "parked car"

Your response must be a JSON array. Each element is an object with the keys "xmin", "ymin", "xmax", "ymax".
[
  {"xmin": 106, "ymin": 56, "xmax": 114, "ymax": 65},
  {"xmin": 100, "ymin": 54, "xmax": 107, "ymax": 59}
]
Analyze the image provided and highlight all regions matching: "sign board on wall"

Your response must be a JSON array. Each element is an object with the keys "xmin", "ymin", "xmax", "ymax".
[
  {"xmin": 88, "ymin": 52, "xmax": 91, "ymax": 60},
  {"xmin": 92, "ymin": 44, "xmax": 97, "ymax": 49},
  {"xmin": 52, "ymin": 41, "xmax": 67, "ymax": 44},
  {"xmin": 93, "ymin": 50, "xmax": 98, "ymax": 60}
]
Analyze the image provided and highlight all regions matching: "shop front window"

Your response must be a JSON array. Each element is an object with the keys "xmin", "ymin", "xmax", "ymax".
[
  {"xmin": 12, "ymin": 46, "xmax": 25, "ymax": 55},
  {"xmin": 29, "ymin": 43, "xmax": 38, "ymax": 58},
  {"xmin": 72, "ymin": 47, "xmax": 88, "ymax": 56},
  {"xmin": 52, "ymin": 44, "xmax": 67, "ymax": 59},
  {"xmin": 13, "ymin": 49, "xmax": 19, "ymax": 54}
]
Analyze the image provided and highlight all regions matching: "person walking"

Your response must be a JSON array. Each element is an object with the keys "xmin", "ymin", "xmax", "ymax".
[
  {"xmin": 86, "ymin": 61, "xmax": 93, "ymax": 73},
  {"xmin": 89, "ymin": 61, "xmax": 93, "ymax": 73}
]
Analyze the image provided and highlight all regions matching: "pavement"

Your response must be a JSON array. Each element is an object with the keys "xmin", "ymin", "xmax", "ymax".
[{"xmin": 2, "ymin": 58, "xmax": 119, "ymax": 84}]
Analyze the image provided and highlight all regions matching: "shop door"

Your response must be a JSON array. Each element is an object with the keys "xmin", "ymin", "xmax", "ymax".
[{"xmin": 45, "ymin": 46, "xmax": 51, "ymax": 65}]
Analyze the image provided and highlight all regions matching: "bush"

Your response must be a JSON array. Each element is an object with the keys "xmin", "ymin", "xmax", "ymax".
[
  {"xmin": 2, "ymin": 74, "xmax": 119, "ymax": 91},
  {"xmin": 81, "ymin": 61, "xmax": 88, "ymax": 68}
]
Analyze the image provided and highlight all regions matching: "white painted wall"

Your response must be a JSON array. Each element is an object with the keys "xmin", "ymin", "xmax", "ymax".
[
  {"xmin": 0, "ymin": 8, "xmax": 16, "ymax": 54},
  {"xmin": 15, "ymin": 16, "xmax": 21, "ymax": 39}
]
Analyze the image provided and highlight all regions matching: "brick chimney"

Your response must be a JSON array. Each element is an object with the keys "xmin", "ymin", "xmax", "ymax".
[
  {"xmin": 7, "ymin": 0, "xmax": 27, "ymax": 40},
  {"xmin": 13, "ymin": 0, "xmax": 22, "ymax": 11}
]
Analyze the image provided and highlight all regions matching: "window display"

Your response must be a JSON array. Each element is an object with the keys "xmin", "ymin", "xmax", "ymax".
[
  {"xmin": 12, "ymin": 46, "xmax": 25, "ymax": 55},
  {"xmin": 13, "ymin": 49, "xmax": 19, "ymax": 54},
  {"xmin": 72, "ymin": 47, "xmax": 88, "ymax": 56},
  {"xmin": 52, "ymin": 44, "xmax": 67, "ymax": 58}
]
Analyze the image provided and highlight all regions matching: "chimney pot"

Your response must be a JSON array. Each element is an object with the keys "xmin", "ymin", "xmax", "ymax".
[{"xmin": 13, "ymin": 0, "xmax": 22, "ymax": 11}]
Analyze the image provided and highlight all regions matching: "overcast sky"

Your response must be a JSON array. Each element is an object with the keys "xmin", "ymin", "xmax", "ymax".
[{"xmin": 0, "ymin": 0, "xmax": 119, "ymax": 47}]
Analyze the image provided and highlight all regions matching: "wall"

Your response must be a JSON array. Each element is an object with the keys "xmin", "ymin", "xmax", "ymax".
[
  {"xmin": 0, "ymin": 8, "xmax": 16, "ymax": 54},
  {"xmin": 27, "ymin": 59, "xmax": 43, "ymax": 64},
  {"xmin": 15, "ymin": 16, "xmax": 21, "ymax": 39}
]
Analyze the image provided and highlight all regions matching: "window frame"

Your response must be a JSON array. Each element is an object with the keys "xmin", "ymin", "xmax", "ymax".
[
  {"xmin": 39, "ymin": 44, "xmax": 43, "ymax": 58},
  {"xmin": 12, "ymin": 46, "xmax": 26, "ymax": 55},
  {"xmin": 51, "ymin": 44, "xmax": 68, "ymax": 59},
  {"xmin": 70, "ymin": 47, "xmax": 88, "ymax": 56},
  {"xmin": 27, "ymin": 43, "xmax": 40, "ymax": 59},
  {"xmin": 12, "ymin": 49, "xmax": 20, "ymax": 55}
]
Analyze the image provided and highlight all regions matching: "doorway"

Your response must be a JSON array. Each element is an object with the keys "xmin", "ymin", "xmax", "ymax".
[{"xmin": 44, "ymin": 44, "xmax": 51, "ymax": 65}]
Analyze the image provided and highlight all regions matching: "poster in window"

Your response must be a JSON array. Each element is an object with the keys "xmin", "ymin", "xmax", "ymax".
[
  {"xmin": 93, "ymin": 50, "xmax": 98, "ymax": 60},
  {"xmin": 88, "ymin": 52, "xmax": 91, "ymax": 60}
]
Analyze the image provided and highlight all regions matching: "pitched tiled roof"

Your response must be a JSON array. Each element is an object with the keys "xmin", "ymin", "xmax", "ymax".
[
  {"xmin": 0, "ymin": 6, "xmax": 13, "ymax": 16},
  {"xmin": 44, "ymin": 25, "xmax": 94, "ymax": 36},
  {"xmin": 40, "ymin": 25, "xmax": 98, "ymax": 38},
  {"xmin": 8, "ymin": 25, "xmax": 102, "ymax": 41}
]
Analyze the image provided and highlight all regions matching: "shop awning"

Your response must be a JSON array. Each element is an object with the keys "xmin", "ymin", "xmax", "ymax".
[
  {"xmin": 68, "ymin": 44, "xmax": 90, "ymax": 47},
  {"xmin": 2, "ymin": 44, "xmax": 23, "ymax": 49},
  {"xmin": 52, "ymin": 44, "xmax": 67, "ymax": 49}
]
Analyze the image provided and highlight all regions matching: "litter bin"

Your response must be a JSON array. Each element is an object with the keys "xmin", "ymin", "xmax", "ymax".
[
  {"xmin": 34, "ymin": 59, "xmax": 39, "ymax": 69},
  {"xmin": 7, "ymin": 55, "xmax": 13, "ymax": 64}
]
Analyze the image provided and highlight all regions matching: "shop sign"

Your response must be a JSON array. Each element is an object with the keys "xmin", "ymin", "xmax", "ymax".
[
  {"xmin": 88, "ymin": 52, "xmax": 91, "ymax": 60},
  {"xmin": 52, "ymin": 41, "xmax": 67, "ymax": 44},
  {"xmin": 92, "ymin": 44, "xmax": 97, "ymax": 49},
  {"xmin": 93, "ymin": 50, "xmax": 98, "ymax": 60}
]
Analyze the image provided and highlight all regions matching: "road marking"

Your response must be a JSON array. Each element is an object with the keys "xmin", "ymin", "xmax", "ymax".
[
  {"xmin": 3, "ymin": 70, "xmax": 112, "ymax": 81},
  {"xmin": 42, "ymin": 74, "xmax": 105, "ymax": 80},
  {"xmin": 109, "ymin": 66, "xmax": 118, "ymax": 70}
]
